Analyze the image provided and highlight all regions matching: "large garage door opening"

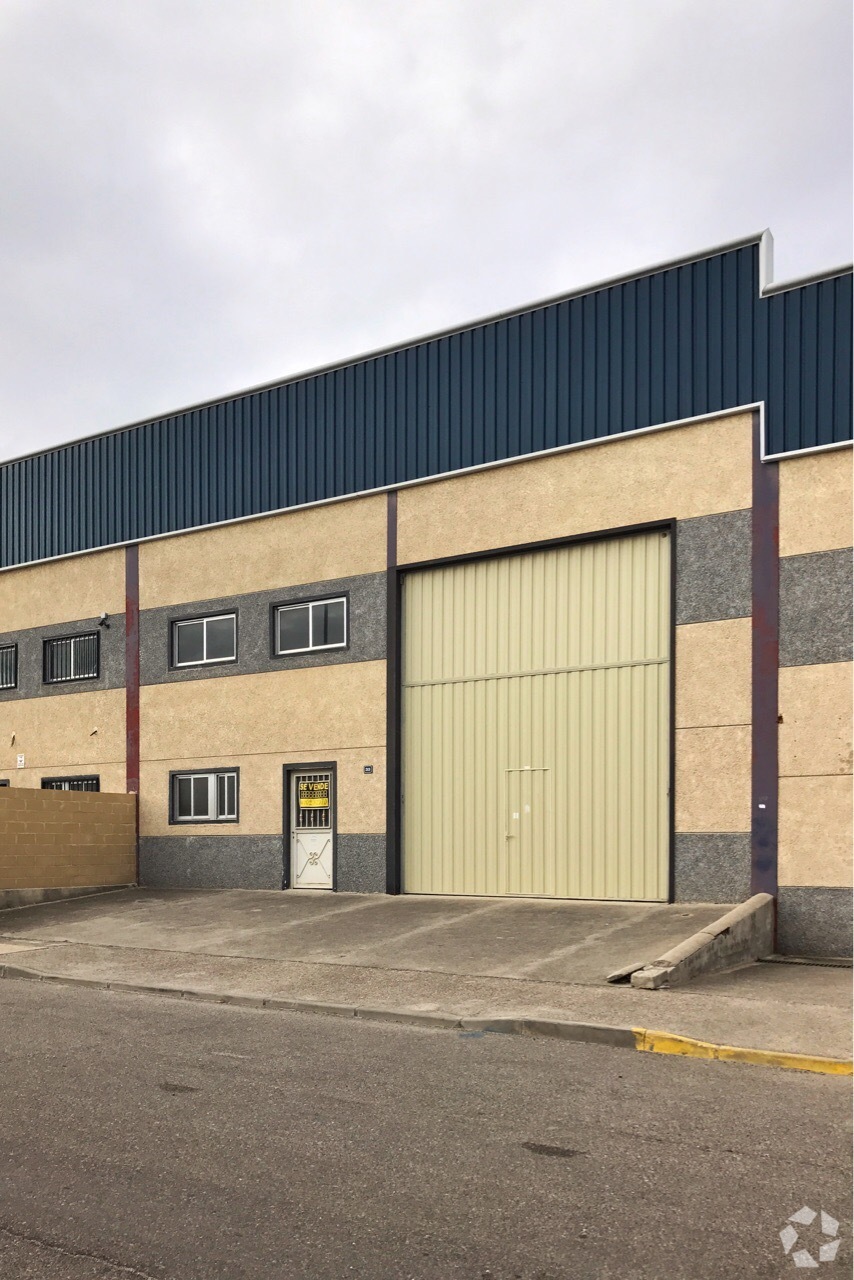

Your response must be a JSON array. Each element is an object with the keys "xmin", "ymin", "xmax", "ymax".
[{"xmin": 401, "ymin": 530, "xmax": 671, "ymax": 900}]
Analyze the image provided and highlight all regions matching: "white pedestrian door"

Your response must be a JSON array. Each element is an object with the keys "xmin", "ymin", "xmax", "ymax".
[
  {"xmin": 291, "ymin": 771, "xmax": 334, "ymax": 889},
  {"xmin": 504, "ymin": 768, "xmax": 552, "ymax": 897}
]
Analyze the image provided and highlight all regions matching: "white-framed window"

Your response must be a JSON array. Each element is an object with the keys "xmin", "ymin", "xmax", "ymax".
[
  {"xmin": 171, "ymin": 770, "xmax": 238, "ymax": 823},
  {"xmin": 275, "ymin": 597, "xmax": 347, "ymax": 656},
  {"xmin": 0, "ymin": 643, "xmax": 17, "ymax": 689},
  {"xmin": 44, "ymin": 633, "xmax": 99, "ymax": 684},
  {"xmin": 172, "ymin": 613, "xmax": 237, "ymax": 667}
]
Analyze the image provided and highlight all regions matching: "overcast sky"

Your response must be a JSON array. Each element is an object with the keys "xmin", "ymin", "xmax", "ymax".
[{"xmin": 1, "ymin": 0, "xmax": 851, "ymax": 462}]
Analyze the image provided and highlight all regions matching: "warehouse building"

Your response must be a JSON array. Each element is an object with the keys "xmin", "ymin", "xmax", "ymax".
[{"xmin": 0, "ymin": 230, "xmax": 851, "ymax": 956}]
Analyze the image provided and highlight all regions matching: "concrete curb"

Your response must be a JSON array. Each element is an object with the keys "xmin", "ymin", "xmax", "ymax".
[
  {"xmin": 629, "ymin": 893, "xmax": 775, "ymax": 989},
  {"xmin": 1, "ymin": 961, "xmax": 850, "ymax": 1076},
  {"xmin": 634, "ymin": 1028, "xmax": 853, "ymax": 1077}
]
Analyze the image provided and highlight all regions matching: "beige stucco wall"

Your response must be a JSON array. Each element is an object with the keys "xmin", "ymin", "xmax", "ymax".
[
  {"xmin": 140, "ymin": 662, "xmax": 385, "ymax": 760},
  {"xmin": 675, "ymin": 619, "xmax": 751, "ymax": 730},
  {"xmin": 779, "ymin": 663, "xmax": 853, "ymax": 779},
  {"xmin": 140, "ymin": 747, "xmax": 385, "ymax": 837},
  {"xmin": 779, "ymin": 775, "xmax": 852, "ymax": 888},
  {"xmin": 397, "ymin": 412, "xmax": 753, "ymax": 564},
  {"xmin": 1, "ymin": 762, "xmax": 127, "ymax": 793},
  {"xmin": 139, "ymin": 494, "xmax": 387, "ymax": 609},
  {"xmin": 675, "ymin": 725, "xmax": 751, "ymax": 833},
  {"xmin": 778, "ymin": 662, "xmax": 853, "ymax": 890},
  {"xmin": 139, "ymin": 662, "xmax": 386, "ymax": 835},
  {"xmin": 670, "ymin": 604, "xmax": 753, "ymax": 840},
  {"xmin": 0, "ymin": 548, "xmax": 125, "ymax": 632},
  {"xmin": 777, "ymin": 449, "xmax": 852, "ymax": 894},
  {"xmin": 778, "ymin": 446, "xmax": 853, "ymax": 557},
  {"xmin": 0, "ymin": 690, "xmax": 126, "ymax": 786}
]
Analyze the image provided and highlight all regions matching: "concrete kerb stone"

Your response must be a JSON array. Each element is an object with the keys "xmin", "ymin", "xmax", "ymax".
[
  {"xmin": 630, "ymin": 893, "xmax": 775, "ymax": 990},
  {"xmin": 460, "ymin": 1017, "xmax": 526, "ymax": 1036},
  {"xmin": 0, "ymin": 961, "xmax": 634, "ymax": 1046},
  {"xmin": 1, "ymin": 959, "xmax": 850, "ymax": 1075},
  {"xmin": 460, "ymin": 1016, "xmax": 636, "ymax": 1047},
  {"xmin": 354, "ymin": 1006, "xmax": 463, "ymax": 1029},
  {"xmin": 280, "ymin": 999, "xmax": 357, "ymax": 1018},
  {"xmin": 524, "ymin": 1019, "xmax": 638, "ymax": 1047}
]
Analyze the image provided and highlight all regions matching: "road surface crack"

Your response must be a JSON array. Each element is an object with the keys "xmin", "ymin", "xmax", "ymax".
[{"xmin": 1, "ymin": 1225, "xmax": 164, "ymax": 1279}]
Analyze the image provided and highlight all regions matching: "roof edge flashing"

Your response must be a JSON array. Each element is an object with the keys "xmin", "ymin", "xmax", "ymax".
[
  {"xmin": 757, "ymin": 221, "xmax": 853, "ymax": 294},
  {"xmin": 762, "ymin": 261, "xmax": 854, "ymax": 296}
]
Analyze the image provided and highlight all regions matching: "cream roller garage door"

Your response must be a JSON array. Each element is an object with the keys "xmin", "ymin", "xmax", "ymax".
[{"xmin": 401, "ymin": 530, "xmax": 671, "ymax": 900}]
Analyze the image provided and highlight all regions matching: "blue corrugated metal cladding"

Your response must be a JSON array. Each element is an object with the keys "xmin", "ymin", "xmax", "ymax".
[{"xmin": 1, "ymin": 235, "xmax": 851, "ymax": 568}]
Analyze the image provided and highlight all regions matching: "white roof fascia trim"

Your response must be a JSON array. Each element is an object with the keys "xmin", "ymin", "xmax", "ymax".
[
  {"xmin": 757, "ymin": 228, "xmax": 854, "ymax": 294},
  {"xmin": 763, "ymin": 438, "xmax": 853, "ymax": 461},
  {"xmin": 758, "ymin": 230, "xmax": 774, "ymax": 293},
  {"xmin": 0, "ymin": 403, "xmax": 764, "ymax": 574}
]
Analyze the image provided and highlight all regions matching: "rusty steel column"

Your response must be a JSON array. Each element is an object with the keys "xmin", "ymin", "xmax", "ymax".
[
  {"xmin": 125, "ymin": 544, "xmax": 140, "ymax": 879},
  {"xmin": 750, "ymin": 411, "xmax": 779, "ymax": 902},
  {"xmin": 385, "ymin": 491, "xmax": 401, "ymax": 894}
]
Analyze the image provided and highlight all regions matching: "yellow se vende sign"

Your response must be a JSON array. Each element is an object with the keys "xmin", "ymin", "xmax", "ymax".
[{"xmin": 298, "ymin": 780, "xmax": 329, "ymax": 809}]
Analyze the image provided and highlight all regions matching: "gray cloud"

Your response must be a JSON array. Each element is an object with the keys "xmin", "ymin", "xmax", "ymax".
[{"xmin": 0, "ymin": 0, "xmax": 850, "ymax": 460}]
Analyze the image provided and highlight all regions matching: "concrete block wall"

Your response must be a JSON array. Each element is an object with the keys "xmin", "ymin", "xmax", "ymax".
[{"xmin": 0, "ymin": 788, "xmax": 136, "ymax": 890}]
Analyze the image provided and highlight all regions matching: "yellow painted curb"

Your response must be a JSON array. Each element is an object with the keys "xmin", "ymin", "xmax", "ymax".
[{"xmin": 633, "ymin": 1028, "xmax": 853, "ymax": 1076}]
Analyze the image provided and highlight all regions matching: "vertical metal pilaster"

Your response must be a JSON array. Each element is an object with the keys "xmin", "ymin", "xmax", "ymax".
[
  {"xmin": 125, "ymin": 544, "xmax": 140, "ymax": 880},
  {"xmin": 750, "ymin": 412, "xmax": 779, "ymax": 902},
  {"xmin": 385, "ymin": 491, "xmax": 401, "ymax": 893}
]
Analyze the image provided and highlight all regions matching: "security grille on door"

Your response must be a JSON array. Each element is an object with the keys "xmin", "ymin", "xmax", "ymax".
[
  {"xmin": 291, "ymin": 771, "xmax": 334, "ymax": 889},
  {"xmin": 296, "ymin": 776, "xmax": 331, "ymax": 827}
]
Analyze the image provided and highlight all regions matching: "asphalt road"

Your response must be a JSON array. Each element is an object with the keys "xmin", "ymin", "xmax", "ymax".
[{"xmin": 0, "ymin": 982, "xmax": 850, "ymax": 1280}]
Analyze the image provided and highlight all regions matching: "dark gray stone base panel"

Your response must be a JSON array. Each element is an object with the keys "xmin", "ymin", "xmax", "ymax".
[
  {"xmin": 139, "ymin": 571, "xmax": 386, "ymax": 687},
  {"xmin": 779, "ymin": 548, "xmax": 853, "ymax": 666},
  {"xmin": 140, "ymin": 836, "xmax": 283, "ymax": 890},
  {"xmin": 776, "ymin": 885, "xmax": 853, "ymax": 957},
  {"xmin": 673, "ymin": 832, "xmax": 751, "ymax": 903},
  {"xmin": 0, "ymin": 614, "xmax": 126, "ymax": 702},
  {"xmin": 336, "ymin": 834, "xmax": 387, "ymax": 893},
  {"xmin": 675, "ymin": 510, "xmax": 752, "ymax": 625}
]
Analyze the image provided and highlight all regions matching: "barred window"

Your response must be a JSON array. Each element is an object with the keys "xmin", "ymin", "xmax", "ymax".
[
  {"xmin": 41, "ymin": 776, "xmax": 100, "ymax": 792},
  {"xmin": 44, "ymin": 633, "xmax": 99, "ymax": 684},
  {"xmin": 0, "ymin": 644, "xmax": 16, "ymax": 689}
]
